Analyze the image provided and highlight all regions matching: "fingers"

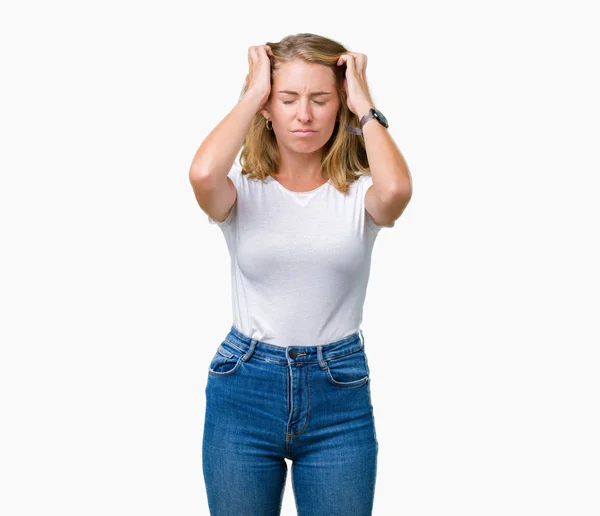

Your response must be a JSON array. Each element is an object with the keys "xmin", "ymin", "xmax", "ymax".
[
  {"xmin": 248, "ymin": 45, "xmax": 272, "ymax": 61},
  {"xmin": 337, "ymin": 52, "xmax": 367, "ymax": 74},
  {"xmin": 248, "ymin": 46, "xmax": 256, "ymax": 66},
  {"xmin": 245, "ymin": 45, "xmax": 273, "ymax": 100}
]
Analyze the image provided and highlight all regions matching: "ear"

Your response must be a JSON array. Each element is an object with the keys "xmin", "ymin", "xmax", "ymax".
[{"xmin": 260, "ymin": 107, "xmax": 271, "ymax": 120}]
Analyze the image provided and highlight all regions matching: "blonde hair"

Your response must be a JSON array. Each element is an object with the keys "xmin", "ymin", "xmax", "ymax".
[{"xmin": 238, "ymin": 33, "xmax": 372, "ymax": 194}]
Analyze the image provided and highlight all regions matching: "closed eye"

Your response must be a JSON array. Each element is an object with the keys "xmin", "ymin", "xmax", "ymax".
[{"xmin": 282, "ymin": 100, "xmax": 326, "ymax": 105}]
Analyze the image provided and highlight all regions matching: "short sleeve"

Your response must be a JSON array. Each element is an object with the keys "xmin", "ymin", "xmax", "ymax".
[
  {"xmin": 207, "ymin": 162, "xmax": 242, "ymax": 229},
  {"xmin": 361, "ymin": 174, "xmax": 395, "ymax": 232}
]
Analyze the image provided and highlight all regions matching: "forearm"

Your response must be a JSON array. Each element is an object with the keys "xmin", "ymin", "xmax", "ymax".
[
  {"xmin": 357, "ymin": 103, "xmax": 412, "ymax": 200},
  {"xmin": 189, "ymin": 91, "xmax": 263, "ymax": 182}
]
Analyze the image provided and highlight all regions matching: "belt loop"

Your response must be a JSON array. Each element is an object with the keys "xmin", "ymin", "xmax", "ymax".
[
  {"xmin": 317, "ymin": 345, "xmax": 327, "ymax": 370},
  {"xmin": 242, "ymin": 339, "xmax": 257, "ymax": 362}
]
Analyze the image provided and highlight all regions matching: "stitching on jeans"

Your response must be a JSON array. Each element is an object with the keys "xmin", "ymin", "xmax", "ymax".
[
  {"xmin": 224, "ymin": 338, "xmax": 245, "ymax": 353},
  {"xmin": 223, "ymin": 337, "xmax": 363, "ymax": 364},
  {"xmin": 288, "ymin": 364, "xmax": 311, "ymax": 437}
]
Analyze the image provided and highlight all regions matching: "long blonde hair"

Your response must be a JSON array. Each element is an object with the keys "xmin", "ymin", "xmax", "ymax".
[{"xmin": 238, "ymin": 33, "xmax": 372, "ymax": 194}]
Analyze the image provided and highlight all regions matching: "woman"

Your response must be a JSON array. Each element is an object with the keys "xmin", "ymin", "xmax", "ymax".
[{"xmin": 189, "ymin": 33, "xmax": 412, "ymax": 516}]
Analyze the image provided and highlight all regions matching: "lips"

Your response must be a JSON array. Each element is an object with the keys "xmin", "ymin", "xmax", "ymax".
[
  {"xmin": 293, "ymin": 130, "xmax": 315, "ymax": 133},
  {"xmin": 293, "ymin": 131, "xmax": 316, "ymax": 138}
]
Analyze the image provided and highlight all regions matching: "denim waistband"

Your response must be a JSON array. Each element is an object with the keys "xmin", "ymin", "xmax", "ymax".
[{"xmin": 224, "ymin": 324, "xmax": 365, "ymax": 365}]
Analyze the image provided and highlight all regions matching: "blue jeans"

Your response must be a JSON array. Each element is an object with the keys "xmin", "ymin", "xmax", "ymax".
[{"xmin": 202, "ymin": 324, "xmax": 379, "ymax": 515}]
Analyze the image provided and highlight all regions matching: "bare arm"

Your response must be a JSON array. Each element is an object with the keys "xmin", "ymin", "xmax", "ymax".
[
  {"xmin": 189, "ymin": 45, "xmax": 272, "ymax": 222},
  {"xmin": 188, "ymin": 91, "xmax": 263, "ymax": 222},
  {"xmin": 188, "ymin": 90, "xmax": 263, "ymax": 182}
]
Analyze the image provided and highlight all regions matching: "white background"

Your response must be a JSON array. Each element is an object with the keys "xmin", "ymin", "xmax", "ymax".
[{"xmin": 1, "ymin": 0, "xmax": 599, "ymax": 514}]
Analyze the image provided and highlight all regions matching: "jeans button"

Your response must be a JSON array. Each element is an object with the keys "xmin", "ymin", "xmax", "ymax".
[{"xmin": 289, "ymin": 349, "xmax": 298, "ymax": 359}]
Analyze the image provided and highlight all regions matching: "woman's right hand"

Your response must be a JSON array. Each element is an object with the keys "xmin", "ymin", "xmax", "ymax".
[{"xmin": 244, "ymin": 45, "xmax": 273, "ymax": 108}]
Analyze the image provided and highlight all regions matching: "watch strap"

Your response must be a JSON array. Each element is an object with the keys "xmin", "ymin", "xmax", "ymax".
[{"xmin": 344, "ymin": 108, "xmax": 384, "ymax": 135}]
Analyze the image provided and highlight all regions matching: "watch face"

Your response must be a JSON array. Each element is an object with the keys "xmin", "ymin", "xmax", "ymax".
[{"xmin": 373, "ymin": 109, "xmax": 389, "ymax": 127}]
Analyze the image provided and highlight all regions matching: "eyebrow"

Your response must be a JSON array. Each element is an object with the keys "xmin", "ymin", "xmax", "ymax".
[{"xmin": 278, "ymin": 90, "xmax": 332, "ymax": 96}]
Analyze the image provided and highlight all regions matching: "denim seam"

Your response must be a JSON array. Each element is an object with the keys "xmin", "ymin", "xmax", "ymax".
[
  {"xmin": 288, "ymin": 365, "xmax": 311, "ymax": 438},
  {"xmin": 207, "ymin": 355, "xmax": 243, "ymax": 377},
  {"xmin": 223, "ymin": 338, "xmax": 363, "ymax": 364}
]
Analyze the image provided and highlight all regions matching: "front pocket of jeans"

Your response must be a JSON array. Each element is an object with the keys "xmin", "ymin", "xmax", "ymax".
[
  {"xmin": 324, "ymin": 349, "xmax": 369, "ymax": 388},
  {"xmin": 208, "ymin": 344, "xmax": 242, "ymax": 377}
]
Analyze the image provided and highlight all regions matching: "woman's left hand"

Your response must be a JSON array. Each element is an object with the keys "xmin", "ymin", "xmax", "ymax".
[{"xmin": 337, "ymin": 52, "xmax": 375, "ymax": 119}]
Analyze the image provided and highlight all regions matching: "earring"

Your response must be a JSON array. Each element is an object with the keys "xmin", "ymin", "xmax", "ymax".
[{"xmin": 266, "ymin": 119, "xmax": 273, "ymax": 130}]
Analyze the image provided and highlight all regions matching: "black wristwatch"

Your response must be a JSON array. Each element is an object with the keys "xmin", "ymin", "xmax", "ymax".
[{"xmin": 345, "ymin": 108, "xmax": 389, "ymax": 135}]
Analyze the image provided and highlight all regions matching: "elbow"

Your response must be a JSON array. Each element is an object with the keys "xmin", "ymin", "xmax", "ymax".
[{"xmin": 189, "ymin": 166, "xmax": 210, "ymax": 184}]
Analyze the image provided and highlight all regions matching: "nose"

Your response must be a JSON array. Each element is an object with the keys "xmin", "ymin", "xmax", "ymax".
[{"xmin": 296, "ymin": 99, "xmax": 313, "ymax": 123}]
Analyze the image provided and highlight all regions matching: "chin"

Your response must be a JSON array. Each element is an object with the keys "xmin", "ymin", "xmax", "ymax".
[
  {"xmin": 292, "ymin": 144, "xmax": 324, "ymax": 153},
  {"xmin": 290, "ymin": 136, "xmax": 327, "ymax": 147}
]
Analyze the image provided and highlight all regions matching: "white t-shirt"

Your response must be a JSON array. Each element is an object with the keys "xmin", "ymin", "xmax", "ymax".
[{"xmin": 208, "ymin": 160, "xmax": 394, "ymax": 347}]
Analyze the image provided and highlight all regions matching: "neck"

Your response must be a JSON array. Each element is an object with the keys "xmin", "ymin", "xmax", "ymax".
[{"xmin": 277, "ymin": 151, "xmax": 324, "ymax": 182}]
